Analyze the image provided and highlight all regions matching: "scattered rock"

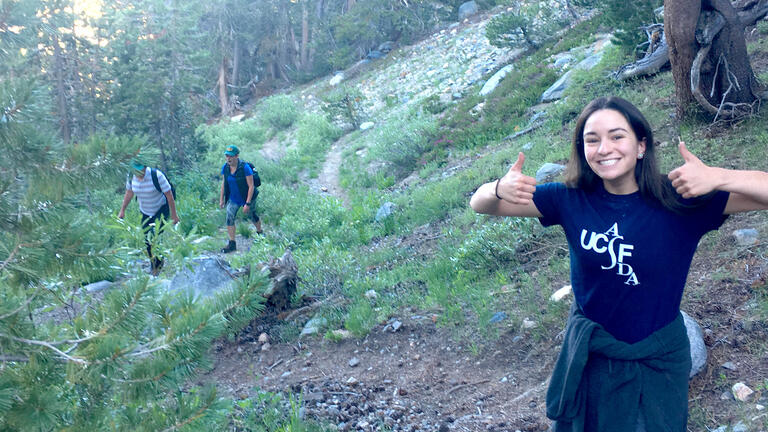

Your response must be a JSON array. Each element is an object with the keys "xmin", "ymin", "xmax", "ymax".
[
  {"xmin": 375, "ymin": 202, "xmax": 396, "ymax": 222},
  {"xmin": 359, "ymin": 121, "xmax": 375, "ymax": 130},
  {"xmin": 349, "ymin": 357, "xmax": 360, "ymax": 367},
  {"xmin": 550, "ymin": 285, "xmax": 572, "ymax": 302},
  {"xmin": 391, "ymin": 320, "xmax": 403, "ymax": 332},
  {"xmin": 365, "ymin": 289, "xmax": 378, "ymax": 300},
  {"xmin": 261, "ymin": 342, "xmax": 271, "ymax": 351},
  {"xmin": 258, "ymin": 333, "xmax": 269, "ymax": 344},
  {"xmin": 521, "ymin": 318, "xmax": 537, "ymax": 329},
  {"xmin": 230, "ymin": 114, "xmax": 245, "ymax": 122},
  {"xmin": 732, "ymin": 382, "xmax": 754, "ymax": 402},
  {"xmin": 301, "ymin": 316, "xmax": 328, "ymax": 337},
  {"xmin": 733, "ymin": 228, "xmax": 759, "ymax": 246},
  {"xmin": 721, "ymin": 361, "xmax": 737, "ymax": 371},
  {"xmin": 84, "ymin": 280, "xmax": 113, "ymax": 293},
  {"xmin": 329, "ymin": 72, "xmax": 344, "ymax": 86},
  {"xmin": 489, "ymin": 312, "xmax": 507, "ymax": 324},
  {"xmin": 346, "ymin": 376, "xmax": 359, "ymax": 386},
  {"xmin": 330, "ymin": 329, "xmax": 352, "ymax": 340}
]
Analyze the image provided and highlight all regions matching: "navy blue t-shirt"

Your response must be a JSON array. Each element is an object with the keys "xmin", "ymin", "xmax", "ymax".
[
  {"xmin": 533, "ymin": 182, "xmax": 729, "ymax": 343},
  {"xmin": 221, "ymin": 162, "xmax": 254, "ymax": 206}
]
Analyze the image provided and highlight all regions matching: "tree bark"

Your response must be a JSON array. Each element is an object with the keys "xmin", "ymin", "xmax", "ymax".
[
  {"xmin": 301, "ymin": 2, "xmax": 310, "ymax": 71},
  {"xmin": 232, "ymin": 38, "xmax": 241, "ymax": 87},
  {"xmin": 218, "ymin": 57, "xmax": 229, "ymax": 116},
  {"xmin": 665, "ymin": 0, "xmax": 768, "ymax": 118},
  {"xmin": 664, "ymin": 0, "xmax": 701, "ymax": 118}
]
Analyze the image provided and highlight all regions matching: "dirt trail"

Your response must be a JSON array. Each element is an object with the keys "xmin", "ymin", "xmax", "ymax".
[{"xmin": 308, "ymin": 140, "xmax": 349, "ymax": 206}]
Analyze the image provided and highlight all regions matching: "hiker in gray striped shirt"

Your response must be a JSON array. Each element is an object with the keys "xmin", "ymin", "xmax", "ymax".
[{"xmin": 118, "ymin": 161, "xmax": 179, "ymax": 274}]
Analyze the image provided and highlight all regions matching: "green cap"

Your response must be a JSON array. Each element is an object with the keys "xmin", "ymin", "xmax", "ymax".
[
  {"xmin": 131, "ymin": 160, "xmax": 145, "ymax": 172},
  {"xmin": 224, "ymin": 145, "xmax": 240, "ymax": 156}
]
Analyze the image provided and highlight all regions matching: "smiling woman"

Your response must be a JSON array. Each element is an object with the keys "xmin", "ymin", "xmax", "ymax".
[{"xmin": 470, "ymin": 96, "xmax": 768, "ymax": 431}]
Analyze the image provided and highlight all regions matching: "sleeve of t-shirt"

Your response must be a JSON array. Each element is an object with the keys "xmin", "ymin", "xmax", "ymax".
[
  {"xmin": 243, "ymin": 163, "xmax": 253, "ymax": 177},
  {"xmin": 156, "ymin": 171, "xmax": 172, "ymax": 193},
  {"xmin": 686, "ymin": 190, "xmax": 730, "ymax": 234},
  {"xmin": 221, "ymin": 164, "xmax": 227, "ymax": 176},
  {"xmin": 532, "ymin": 182, "xmax": 567, "ymax": 227},
  {"xmin": 126, "ymin": 176, "xmax": 133, "ymax": 191}
]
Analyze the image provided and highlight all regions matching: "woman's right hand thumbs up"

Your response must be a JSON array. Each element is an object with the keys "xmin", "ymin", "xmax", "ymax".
[{"xmin": 497, "ymin": 152, "xmax": 537, "ymax": 205}]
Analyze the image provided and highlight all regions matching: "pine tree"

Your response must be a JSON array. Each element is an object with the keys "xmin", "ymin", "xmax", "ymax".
[{"xmin": 1, "ymin": 37, "xmax": 267, "ymax": 432}]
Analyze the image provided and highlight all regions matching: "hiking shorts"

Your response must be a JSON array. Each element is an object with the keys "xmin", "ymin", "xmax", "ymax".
[{"xmin": 226, "ymin": 200, "xmax": 259, "ymax": 226}]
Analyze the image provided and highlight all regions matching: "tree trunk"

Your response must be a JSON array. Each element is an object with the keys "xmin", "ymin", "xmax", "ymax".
[
  {"xmin": 700, "ymin": 0, "xmax": 756, "ymax": 104},
  {"xmin": 665, "ymin": 0, "xmax": 768, "ymax": 118},
  {"xmin": 301, "ymin": 2, "xmax": 310, "ymax": 71},
  {"xmin": 52, "ymin": 36, "xmax": 71, "ymax": 144},
  {"xmin": 664, "ymin": 0, "xmax": 700, "ymax": 118},
  {"xmin": 232, "ymin": 38, "xmax": 241, "ymax": 87},
  {"xmin": 346, "ymin": 0, "xmax": 356, "ymax": 13},
  {"xmin": 218, "ymin": 57, "xmax": 229, "ymax": 116}
]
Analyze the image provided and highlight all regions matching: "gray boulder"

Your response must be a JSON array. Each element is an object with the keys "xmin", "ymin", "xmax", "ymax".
[
  {"xmin": 541, "ymin": 70, "xmax": 573, "ymax": 102},
  {"xmin": 378, "ymin": 41, "xmax": 395, "ymax": 53},
  {"xmin": 536, "ymin": 163, "xmax": 566, "ymax": 183},
  {"xmin": 682, "ymin": 311, "xmax": 707, "ymax": 378},
  {"xmin": 162, "ymin": 257, "xmax": 234, "ymax": 300},
  {"xmin": 366, "ymin": 50, "xmax": 385, "ymax": 60},
  {"xmin": 458, "ymin": 1, "xmax": 479, "ymax": 21},
  {"xmin": 733, "ymin": 228, "xmax": 758, "ymax": 246},
  {"xmin": 480, "ymin": 64, "xmax": 514, "ymax": 96},
  {"xmin": 375, "ymin": 202, "xmax": 396, "ymax": 222}
]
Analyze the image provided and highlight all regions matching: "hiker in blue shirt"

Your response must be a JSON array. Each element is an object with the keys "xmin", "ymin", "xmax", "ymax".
[
  {"xmin": 118, "ymin": 160, "xmax": 179, "ymax": 275},
  {"xmin": 470, "ymin": 96, "xmax": 768, "ymax": 431},
  {"xmin": 219, "ymin": 144, "xmax": 263, "ymax": 253}
]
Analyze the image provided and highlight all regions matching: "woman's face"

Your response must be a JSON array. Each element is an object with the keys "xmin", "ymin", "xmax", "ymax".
[{"xmin": 582, "ymin": 109, "xmax": 646, "ymax": 194}]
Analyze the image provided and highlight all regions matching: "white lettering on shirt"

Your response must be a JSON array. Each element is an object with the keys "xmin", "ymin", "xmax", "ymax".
[{"xmin": 579, "ymin": 223, "xmax": 639, "ymax": 285}]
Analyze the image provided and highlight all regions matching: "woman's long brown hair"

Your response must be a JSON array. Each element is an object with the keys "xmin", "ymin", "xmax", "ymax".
[{"xmin": 563, "ymin": 96, "xmax": 692, "ymax": 212}]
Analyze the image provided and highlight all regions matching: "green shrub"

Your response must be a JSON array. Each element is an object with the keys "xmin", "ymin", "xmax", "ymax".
[
  {"xmin": 486, "ymin": 3, "xmax": 568, "ymax": 49},
  {"xmin": 195, "ymin": 119, "xmax": 267, "ymax": 167},
  {"xmin": 455, "ymin": 218, "xmax": 537, "ymax": 272},
  {"xmin": 422, "ymin": 94, "xmax": 449, "ymax": 115},
  {"xmin": 321, "ymin": 86, "xmax": 365, "ymax": 130},
  {"xmin": 261, "ymin": 95, "xmax": 299, "ymax": 130},
  {"xmin": 597, "ymin": 0, "xmax": 663, "ymax": 52},
  {"xmin": 367, "ymin": 111, "xmax": 437, "ymax": 178},
  {"xmin": 344, "ymin": 299, "xmax": 378, "ymax": 336}
]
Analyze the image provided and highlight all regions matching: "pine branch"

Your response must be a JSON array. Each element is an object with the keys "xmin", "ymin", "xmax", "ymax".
[
  {"xmin": 0, "ymin": 285, "xmax": 41, "ymax": 321},
  {"xmin": 160, "ymin": 401, "xmax": 213, "ymax": 432},
  {"xmin": 0, "ymin": 233, "xmax": 21, "ymax": 273},
  {"xmin": 0, "ymin": 333, "xmax": 87, "ymax": 364}
]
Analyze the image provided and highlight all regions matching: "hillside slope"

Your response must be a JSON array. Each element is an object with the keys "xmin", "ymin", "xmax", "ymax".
[{"xmin": 205, "ymin": 8, "xmax": 768, "ymax": 432}]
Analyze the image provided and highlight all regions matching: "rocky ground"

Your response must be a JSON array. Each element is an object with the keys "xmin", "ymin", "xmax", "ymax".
[{"xmin": 201, "ymin": 210, "xmax": 768, "ymax": 432}]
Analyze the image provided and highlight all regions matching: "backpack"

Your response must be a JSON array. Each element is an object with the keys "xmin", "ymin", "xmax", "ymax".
[
  {"xmin": 150, "ymin": 168, "xmax": 177, "ymax": 200},
  {"xmin": 224, "ymin": 161, "xmax": 260, "ymax": 203},
  {"xmin": 245, "ymin": 162, "xmax": 261, "ymax": 188},
  {"xmin": 235, "ymin": 161, "xmax": 260, "ymax": 187}
]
